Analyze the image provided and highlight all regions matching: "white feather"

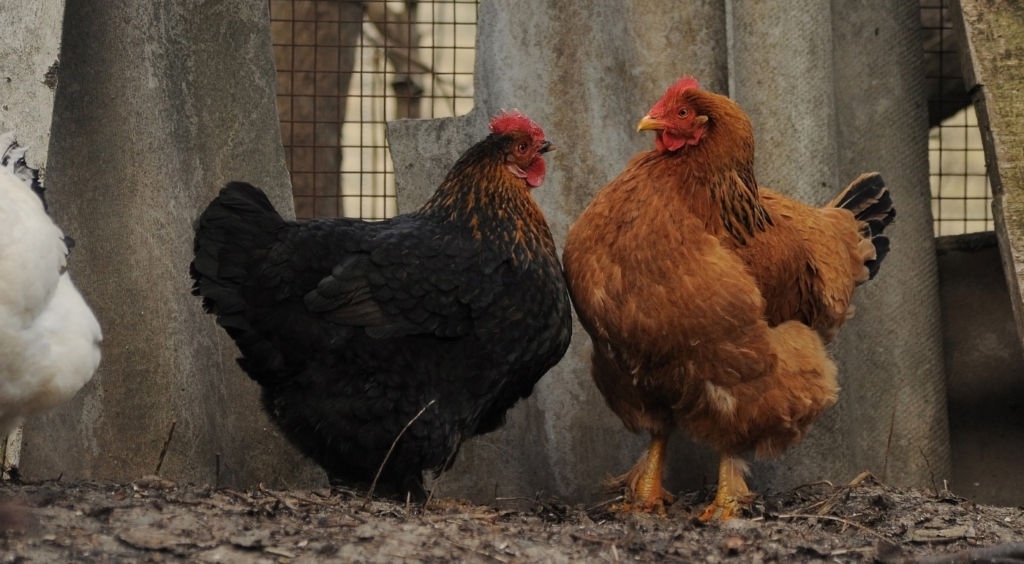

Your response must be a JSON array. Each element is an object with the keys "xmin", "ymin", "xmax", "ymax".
[{"xmin": 0, "ymin": 134, "xmax": 102, "ymax": 437}]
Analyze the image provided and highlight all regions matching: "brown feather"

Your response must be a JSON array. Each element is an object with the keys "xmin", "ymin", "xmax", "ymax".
[{"xmin": 563, "ymin": 87, "xmax": 891, "ymax": 459}]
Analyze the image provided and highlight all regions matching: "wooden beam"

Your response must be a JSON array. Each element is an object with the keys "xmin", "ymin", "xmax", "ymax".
[{"xmin": 951, "ymin": 1, "xmax": 1024, "ymax": 347}]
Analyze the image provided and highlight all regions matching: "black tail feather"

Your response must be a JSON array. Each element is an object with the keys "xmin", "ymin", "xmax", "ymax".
[
  {"xmin": 831, "ymin": 172, "xmax": 895, "ymax": 280},
  {"xmin": 865, "ymin": 235, "xmax": 890, "ymax": 279},
  {"xmin": 191, "ymin": 181, "xmax": 285, "ymax": 330}
]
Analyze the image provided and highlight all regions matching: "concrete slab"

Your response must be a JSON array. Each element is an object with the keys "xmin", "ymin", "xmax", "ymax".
[
  {"xmin": 788, "ymin": 0, "xmax": 950, "ymax": 490},
  {"xmin": 16, "ymin": 0, "xmax": 326, "ymax": 489}
]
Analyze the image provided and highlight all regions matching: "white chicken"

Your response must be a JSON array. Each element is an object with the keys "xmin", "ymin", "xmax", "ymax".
[{"xmin": 0, "ymin": 134, "xmax": 101, "ymax": 447}]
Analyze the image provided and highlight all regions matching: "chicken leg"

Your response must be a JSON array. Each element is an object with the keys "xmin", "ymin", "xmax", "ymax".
[
  {"xmin": 610, "ymin": 433, "xmax": 675, "ymax": 514},
  {"xmin": 699, "ymin": 453, "xmax": 752, "ymax": 522}
]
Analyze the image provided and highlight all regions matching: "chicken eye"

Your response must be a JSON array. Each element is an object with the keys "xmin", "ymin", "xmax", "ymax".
[
  {"xmin": 517, "ymin": 142, "xmax": 528, "ymax": 153},
  {"xmin": 678, "ymin": 108, "xmax": 689, "ymax": 117}
]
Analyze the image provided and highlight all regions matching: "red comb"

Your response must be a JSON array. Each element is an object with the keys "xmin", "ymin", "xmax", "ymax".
[
  {"xmin": 650, "ymin": 76, "xmax": 701, "ymax": 117},
  {"xmin": 489, "ymin": 110, "xmax": 545, "ymax": 142},
  {"xmin": 665, "ymin": 76, "xmax": 700, "ymax": 97}
]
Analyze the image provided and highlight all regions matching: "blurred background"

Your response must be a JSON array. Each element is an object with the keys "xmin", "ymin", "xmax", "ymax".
[{"xmin": 271, "ymin": 0, "xmax": 991, "ymax": 237}]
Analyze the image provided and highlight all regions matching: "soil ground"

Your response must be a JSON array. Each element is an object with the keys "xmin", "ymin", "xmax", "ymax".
[{"xmin": 1, "ymin": 474, "xmax": 1022, "ymax": 563}]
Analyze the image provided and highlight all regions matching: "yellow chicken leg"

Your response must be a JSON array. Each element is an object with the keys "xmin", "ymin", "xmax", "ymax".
[
  {"xmin": 699, "ymin": 453, "xmax": 752, "ymax": 522},
  {"xmin": 610, "ymin": 433, "xmax": 675, "ymax": 514}
]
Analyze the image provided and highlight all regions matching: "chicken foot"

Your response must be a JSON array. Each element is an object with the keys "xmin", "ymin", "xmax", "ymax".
[
  {"xmin": 699, "ymin": 453, "xmax": 753, "ymax": 522},
  {"xmin": 608, "ymin": 433, "xmax": 675, "ymax": 515}
]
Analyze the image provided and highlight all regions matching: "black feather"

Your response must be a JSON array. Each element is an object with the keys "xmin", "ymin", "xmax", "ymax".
[
  {"xmin": 190, "ymin": 135, "xmax": 571, "ymax": 499},
  {"xmin": 864, "ymin": 235, "xmax": 890, "ymax": 280},
  {"xmin": 833, "ymin": 173, "xmax": 896, "ymax": 280}
]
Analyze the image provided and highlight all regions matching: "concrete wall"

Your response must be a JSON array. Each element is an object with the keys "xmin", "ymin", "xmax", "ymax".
[
  {"xmin": 756, "ymin": 0, "xmax": 951, "ymax": 490},
  {"xmin": 937, "ymin": 232, "xmax": 1024, "ymax": 507},
  {"xmin": 17, "ymin": 0, "xmax": 326, "ymax": 489},
  {"xmin": 390, "ymin": 0, "xmax": 950, "ymax": 503},
  {"xmin": 0, "ymin": 0, "xmax": 64, "ymax": 168}
]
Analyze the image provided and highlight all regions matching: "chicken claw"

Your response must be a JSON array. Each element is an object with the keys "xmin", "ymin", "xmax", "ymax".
[
  {"xmin": 609, "ymin": 487, "xmax": 675, "ymax": 516},
  {"xmin": 608, "ymin": 433, "xmax": 674, "ymax": 515},
  {"xmin": 699, "ymin": 496, "xmax": 742, "ymax": 522},
  {"xmin": 699, "ymin": 453, "xmax": 752, "ymax": 522}
]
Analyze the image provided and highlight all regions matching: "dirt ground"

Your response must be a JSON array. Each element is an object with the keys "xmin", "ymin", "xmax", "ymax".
[{"xmin": 1, "ymin": 473, "xmax": 1022, "ymax": 563}]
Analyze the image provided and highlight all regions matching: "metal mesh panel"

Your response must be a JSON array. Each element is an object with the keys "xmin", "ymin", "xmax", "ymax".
[
  {"xmin": 922, "ymin": 0, "xmax": 993, "ymax": 236},
  {"xmin": 270, "ymin": 0, "xmax": 478, "ymax": 220},
  {"xmin": 271, "ymin": 1, "xmax": 986, "ymax": 231}
]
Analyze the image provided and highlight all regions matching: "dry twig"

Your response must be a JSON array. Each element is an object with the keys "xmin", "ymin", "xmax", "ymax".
[
  {"xmin": 778, "ymin": 513, "xmax": 891, "ymax": 543},
  {"xmin": 571, "ymin": 532, "xmax": 611, "ymax": 545},
  {"xmin": 154, "ymin": 418, "xmax": 177, "ymax": 475},
  {"xmin": 424, "ymin": 436, "xmax": 460, "ymax": 509},
  {"xmin": 787, "ymin": 480, "xmax": 836, "ymax": 493},
  {"xmin": 363, "ymin": 399, "xmax": 436, "ymax": 506},
  {"xmin": 442, "ymin": 534, "xmax": 509, "ymax": 563},
  {"xmin": 882, "ymin": 399, "xmax": 898, "ymax": 482}
]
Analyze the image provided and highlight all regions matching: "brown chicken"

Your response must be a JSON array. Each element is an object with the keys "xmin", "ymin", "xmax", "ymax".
[{"xmin": 562, "ymin": 77, "xmax": 895, "ymax": 521}]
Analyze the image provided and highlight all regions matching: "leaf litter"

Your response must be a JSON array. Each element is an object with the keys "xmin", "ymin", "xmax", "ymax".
[{"xmin": 0, "ymin": 472, "xmax": 1022, "ymax": 563}]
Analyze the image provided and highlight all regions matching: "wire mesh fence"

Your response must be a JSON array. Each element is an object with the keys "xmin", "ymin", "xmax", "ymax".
[
  {"xmin": 271, "ymin": 1, "xmax": 991, "ymax": 235},
  {"xmin": 922, "ymin": 0, "xmax": 993, "ymax": 236},
  {"xmin": 270, "ymin": 0, "xmax": 478, "ymax": 220},
  {"xmin": 929, "ymin": 107, "xmax": 992, "ymax": 236}
]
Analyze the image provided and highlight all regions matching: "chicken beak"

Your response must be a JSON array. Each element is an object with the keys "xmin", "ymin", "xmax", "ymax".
[
  {"xmin": 637, "ymin": 115, "xmax": 663, "ymax": 132},
  {"xmin": 539, "ymin": 140, "xmax": 556, "ymax": 153}
]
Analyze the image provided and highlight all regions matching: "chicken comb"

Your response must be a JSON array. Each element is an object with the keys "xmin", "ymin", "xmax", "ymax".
[
  {"xmin": 489, "ymin": 110, "xmax": 545, "ymax": 143},
  {"xmin": 650, "ymin": 76, "xmax": 701, "ymax": 116}
]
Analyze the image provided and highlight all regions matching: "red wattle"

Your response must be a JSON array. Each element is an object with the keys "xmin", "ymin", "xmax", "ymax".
[
  {"xmin": 655, "ymin": 128, "xmax": 706, "ymax": 153},
  {"xmin": 660, "ymin": 131, "xmax": 687, "ymax": 152},
  {"xmin": 526, "ymin": 158, "xmax": 546, "ymax": 188}
]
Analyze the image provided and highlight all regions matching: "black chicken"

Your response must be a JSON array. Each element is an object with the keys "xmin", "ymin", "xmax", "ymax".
[{"xmin": 191, "ymin": 111, "xmax": 572, "ymax": 498}]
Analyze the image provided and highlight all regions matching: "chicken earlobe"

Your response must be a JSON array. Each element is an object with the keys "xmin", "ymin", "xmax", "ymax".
[{"xmin": 504, "ymin": 157, "xmax": 547, "ymax": 188}]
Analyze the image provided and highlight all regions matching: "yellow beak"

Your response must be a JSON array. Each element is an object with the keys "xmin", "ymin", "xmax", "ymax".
[{"xmin": 637, "ymin": 115, "xmax": 663, "ymax": 132}]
